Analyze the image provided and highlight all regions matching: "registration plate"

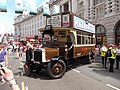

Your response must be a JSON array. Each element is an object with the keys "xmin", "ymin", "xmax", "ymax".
[{"xmin": 33, "ymin": 61, "xmax": 40, "ymax": 64}]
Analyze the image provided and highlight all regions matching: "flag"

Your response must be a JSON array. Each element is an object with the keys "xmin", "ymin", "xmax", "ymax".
[
  {"xmin": 53, "ymin": 5, "xmax": 60, "ymax": 14},
  {"xmin": 29, "ymin": 0, "xmax": 38, "ymax": 15},
  {"xmin": 0, "ymin": 0, "xmax": 7, "ymax": 12},
  {"xmin": 15, "ymin": 0, "xmax": 23, "ymax": 13},
  {"xmin": 23, "ymin": 0, "xmax": 30, "ymax": 15},
  {"xmin": 43, "ymin": 4, "xmax": 50, "ymax": 16}
]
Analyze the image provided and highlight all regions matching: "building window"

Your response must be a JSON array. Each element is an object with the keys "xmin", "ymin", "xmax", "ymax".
[
  {"xmin": 37, "ymin": 22, "xmax": 39, "ymax": 27},
  {"xmin": 43, "ymin": 19, "xmax": 46, "ymax": 26},
  {"xmin": 40, "ymin": 21, "xmax": 42, "ymax": 26},
  {"xmin": 60, "ymin": 6, "xmax": 62, "ymax": 12},
  {"xmin": 79, "ymin": 12, "xmax": 84, "ymax": 19},
  {"xmin": 77, "ymin": 1, "xmax": 84, "ymax": 12},
  {"xmin": 35, "ymin": 24, "xmax": 36, "ymax": 28},
  {"xmin": 30, "ymin": 31, "xmax": 31, "ymax": 36},
  {"xmin": 32, "ymin": 25, "xmax": 33, "ymax": 29},
  {"xmin": 29, "ymin": 20, "xmax": 31, "ymax": 24},
  {"xmin": 110, "ymin": 9, "xmax": 112, "ymax": 12},
  {"xmin": 64, "ymin": 1, "xmax": 69, "ymax": 12},
  {"xmin": 37, "ymin": 17, "xmax": 39, "ymax": 21},
  {"xmin": 117, "ymin": 8, "xmax": 119, "ymax": 11},
  {"xmin": 35, "ymin": 30, "xmax": 36, "ymax": 35},
  {"xmin": 96, "ymin": 26, "xmax": 104, "ymax": 33},
  {"xmin": 96, "ymin": 8, "xmax": 98, "ymax": 18},
  {"xmin": 40, "ymin": 16, "xmax": 42, "ymax": 20}
]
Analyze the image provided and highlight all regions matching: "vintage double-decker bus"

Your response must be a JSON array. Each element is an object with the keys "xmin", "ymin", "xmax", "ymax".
[{"xmin": 25, "ymin": 12, "xmax": 95, "ymax": 79}]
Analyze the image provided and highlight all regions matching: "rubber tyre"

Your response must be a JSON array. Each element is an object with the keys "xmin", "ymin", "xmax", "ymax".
[{"xmin": 47, "ymin": 59, "xmax": 66, "ymax": 79}]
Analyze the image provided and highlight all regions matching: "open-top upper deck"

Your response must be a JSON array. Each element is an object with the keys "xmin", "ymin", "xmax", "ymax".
[{"xmin": 40, "ymin": 12, "xmax": 95, "ymax": 34}]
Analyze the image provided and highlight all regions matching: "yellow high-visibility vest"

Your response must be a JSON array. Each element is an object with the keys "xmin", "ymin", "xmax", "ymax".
[
  {"xmin": 101, "ymin": 51, "xmax": 106, "ymax": 56},
  {"xmin": 108, "ymin": 49, "xmax": 116, "ymax": 59}
]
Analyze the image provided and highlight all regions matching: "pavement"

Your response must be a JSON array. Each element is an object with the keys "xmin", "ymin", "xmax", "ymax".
[{"xmin": 74, "ymin": 56, "xmax": 120, "ymax": 89}]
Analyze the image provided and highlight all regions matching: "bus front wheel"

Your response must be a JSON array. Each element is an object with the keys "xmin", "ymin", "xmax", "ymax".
[{"xmin": 47, "ymin": 59, "xmax": 66, "ymax": 79}]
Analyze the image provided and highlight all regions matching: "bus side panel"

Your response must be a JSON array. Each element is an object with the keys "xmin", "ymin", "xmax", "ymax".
[
  {"xmin": 73, "ymin": 45, "xmax": 95, "ymax": 64},
  {"xmin": 74, "ymin": 45, "xmax": 95, "ymax": 58}
]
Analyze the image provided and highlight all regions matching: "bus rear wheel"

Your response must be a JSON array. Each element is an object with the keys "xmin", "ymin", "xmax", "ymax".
[{"xmin": 47, "ymin": 59, "xmax": 66, "ymax": 79}]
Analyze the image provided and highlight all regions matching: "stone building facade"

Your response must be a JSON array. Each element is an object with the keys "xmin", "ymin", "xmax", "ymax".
[
  {"xmin": 49, "ymin": 0, "xmax": 120, "ymax": 44},
  {"xmin": 72, "ymin": 0, "xmax": 120, "ymax": 45},
  {"xmin": 14, "ymin": 12, "xmax": 46, "ymax": 41}
]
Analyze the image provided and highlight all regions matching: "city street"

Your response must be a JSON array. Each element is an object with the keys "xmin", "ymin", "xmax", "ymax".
[
  {"xmin": 1, "ymin": 0, "xmax": 120, "ymax": 90},
  {"xmin": 0, "ymin": 52, "xmax": 120, "ymax": 90}
]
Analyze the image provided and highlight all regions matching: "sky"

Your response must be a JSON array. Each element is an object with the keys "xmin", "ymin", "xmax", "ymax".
[{"xmin": 0, "ymin": 0, "xmax": 49, "ymax": 34}]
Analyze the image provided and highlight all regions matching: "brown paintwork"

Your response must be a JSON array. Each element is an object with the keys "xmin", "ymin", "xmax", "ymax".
[
  {"xmin": 74, "ymin": 46, "xmax": 95, "ymax": 58},
  {"xmin": 44, "ymin": 47, "xmax": 59, "ymax": 61},
  {"xmin": 44, "ymin": 45, "xmax": 95, "ymax": 61}
]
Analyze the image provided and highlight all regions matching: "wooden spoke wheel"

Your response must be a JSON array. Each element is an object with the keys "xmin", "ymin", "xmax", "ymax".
[{"xmin": 47, "ymin": 59, "xmax": 66, "ymax": 79}]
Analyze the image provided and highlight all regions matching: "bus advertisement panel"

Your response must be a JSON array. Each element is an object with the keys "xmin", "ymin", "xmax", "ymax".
[{"xmin": 74, "ymin": 16, "xmax": 95, "ymax": 33}]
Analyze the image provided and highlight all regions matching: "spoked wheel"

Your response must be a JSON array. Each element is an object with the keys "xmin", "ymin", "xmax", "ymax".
[
  {"xmin": 47, "ymin": 59, "xmax": 66, "ymax": 79},
  {"xmin": 24, "ymin": 64, "xmax": 31, "ymax": 76}
]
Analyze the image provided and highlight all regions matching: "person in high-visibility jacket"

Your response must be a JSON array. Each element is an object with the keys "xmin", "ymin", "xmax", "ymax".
[
  {"xmin": 100, "ymin": 44, "xmax": 108, "ymax": 68},
  {"xmin": 108, "ymin": 45, "xmax": 117, "ymax": 72}
]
